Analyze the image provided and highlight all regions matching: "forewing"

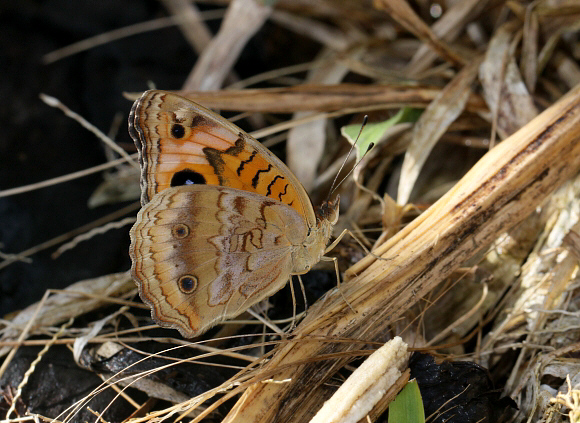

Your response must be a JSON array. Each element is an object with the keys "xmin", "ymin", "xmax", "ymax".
[{"xmin": 129, "ymin": 90, "xmax": 316, "ymax": 226}]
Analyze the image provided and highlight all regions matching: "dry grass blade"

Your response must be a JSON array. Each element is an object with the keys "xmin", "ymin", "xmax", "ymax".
[
  {"xmin": 183, "ymin": 0, "xmax": 272, "ymax": 91},
  {"xmin": 407, "ymin": 0, "xmax": 489, "ymax": 75},
  {"xmin": 0, "ymin": 154, "xmax": 136, "ymax": 198},
  {"xmin": 168, "ymin": 84, "xmax": 486, "ymax": 113},
  {"xmin": 52, "ymin": 217, "xmax": 136, "ymax": 258},
  {"xmin": 270, "ymin": 10, "xmax": 351, "ymax": 51},
  {"xmin": 221, "ymin": 83, "xmax": 580, "ymax": 423},
  {"xmin": 552, "ymin": 51, "xmax": 580, "ymax": 89},
  {"xmin": 4, "ymin": 317, "xmax": 74, "ymax": 419},
  {"xmin": 373, "ymin": 0, "xmax": 467, "ymax": 67},
  {"xmin": 522, "ymin": 5, "xmax": 539, "ymax": 93},
  {"xmin": 479, "ymin": 21, "xmax": 539, "ymax": 140},
  {"xmin": 161, "ymin": 0, "xmax": 213, "ymax": 54},
  {"xmin": 287, "ymin": 52, "xmax": 351, "ymax": 191},
  {"xmin": 41, "ymin": 10, "xmax": 225, "ymax": 64},
  {"xmin": 398, "ymin": 57, "xmax": 482, "ymax": 204},
  {"xmin": 0, "ymin": 272, "xmax": 136, "ymax": 357}
]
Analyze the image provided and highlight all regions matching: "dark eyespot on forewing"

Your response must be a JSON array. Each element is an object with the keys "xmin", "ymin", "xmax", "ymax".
[
  {"xmin": 171, "ymin": 123, "xmax": 186, "ymax": 139},
  {"xmin": 171, "ymin": 169, "xmax": 206, "ymax": 186}
]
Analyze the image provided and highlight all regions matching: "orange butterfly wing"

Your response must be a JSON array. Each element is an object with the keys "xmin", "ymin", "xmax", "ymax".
[
  {"xmin": 129, "ymin": 90, "xmax": 316, "ymax": 227},
  {"xmin": 128, "ymin": 90, "xmax": 340, "ymax": 337}
]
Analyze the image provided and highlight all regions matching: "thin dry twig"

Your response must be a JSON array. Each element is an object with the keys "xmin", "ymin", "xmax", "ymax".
[
  {"xmin": 0, "ymin": 154, "xmax": 137, "ymax": 198},
  {"xmin": 0, "ymin": 202, "xmax": 139, "ymax": 271},
  {"xmin": 42, "ymin": 10, "xmax": 225, "ymax": 64},
  {"xmin": 39, "ymin": 94, "xmax": 138, "ymax": 168}
]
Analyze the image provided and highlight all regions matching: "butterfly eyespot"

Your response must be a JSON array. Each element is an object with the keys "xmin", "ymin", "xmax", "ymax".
[
  {"xmin": 171, "ymin": 123, "xmax": 185, "ymax": 139},
  {"xmin": 171, "ymin": 169, "xmax": 206, "ymax": 186},
  {"xmin": 178, "ymin": 275, "xmax": 198, "ymax": 293},
  {"xmin": 172, "ymin": 223, "xmax": 190, "ymax": 238}
]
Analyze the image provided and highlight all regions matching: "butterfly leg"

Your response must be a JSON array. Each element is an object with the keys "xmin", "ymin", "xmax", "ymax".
[
  {"xmin": 320, "ymin": 255, "xmax": 355, "ymax": 312},
  {"xmin": 288, "ymin": 275, "xmax": 297, "ymax": 331},
  {"xmin": 296, "ymin": 274, "xmax": 309, "ymax": 314},
  {"xmin": 287, "ymin": 274, "xmax": 309, "ymax": 332}
]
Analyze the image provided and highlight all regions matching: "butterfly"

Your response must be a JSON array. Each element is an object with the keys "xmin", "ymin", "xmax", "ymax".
[{"xmin": 128, "ymin": 90, "xmax": 340, "ymax": 338}]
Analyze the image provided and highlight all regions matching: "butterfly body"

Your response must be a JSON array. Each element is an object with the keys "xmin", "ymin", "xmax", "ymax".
[{"xmin": 129, "ymin": 90, "xmax": 338, "ymax": 337}]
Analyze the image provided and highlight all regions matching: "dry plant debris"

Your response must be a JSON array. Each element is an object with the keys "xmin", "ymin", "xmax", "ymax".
[
  {"xmin": 1, "ymin": 0, "xmax": 580, "ymax": 422},
  {"xmin": 309, "ymin": 337, "xmax": 409, "ymax": 423}
]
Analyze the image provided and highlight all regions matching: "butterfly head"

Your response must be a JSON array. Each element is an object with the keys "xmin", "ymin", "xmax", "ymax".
[
  {"xmin": 291, "ymin": 195, "xmax": 340, "ymax": 275},
  {"xmin": 315, "ymin": 195, "xmax": 340, "ymax": 225}
]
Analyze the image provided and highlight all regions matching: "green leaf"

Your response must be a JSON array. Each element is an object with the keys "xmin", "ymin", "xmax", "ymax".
[
  {"xmin": 340, "ymin": 107, "xmax": 422, "ymax": 160},
  {"xmin": 388, "ymin": 379, "xmax": 425, "ymax": 423}
]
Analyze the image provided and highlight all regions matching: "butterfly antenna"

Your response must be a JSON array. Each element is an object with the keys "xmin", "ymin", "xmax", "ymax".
[
  {"xmin": 330, "ymin": 141, "xmax": 375, "ymax": 197},
  {"xmin": 327, "ymin": 116, "xmax": 373, "ymax": 199}
]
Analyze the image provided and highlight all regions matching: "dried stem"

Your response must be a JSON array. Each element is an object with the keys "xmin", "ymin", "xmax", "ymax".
[{"xmin": 222, "ymin": 83, "xmax": 580, "ymax": 423}]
